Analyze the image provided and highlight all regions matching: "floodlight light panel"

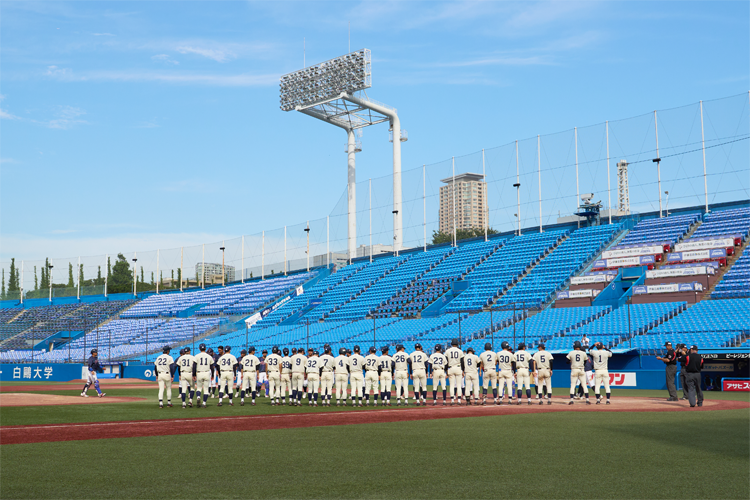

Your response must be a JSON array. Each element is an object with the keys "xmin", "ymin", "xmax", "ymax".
[{"xmin": 280, "ymin": 49, "xmax": 371, "ymax": 111}]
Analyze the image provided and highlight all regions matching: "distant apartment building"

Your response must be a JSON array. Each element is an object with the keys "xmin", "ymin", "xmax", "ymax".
[
  {"xmin": 195, "ymin": 262, "xmax": 236, "ymax": 284},
  {"xmin": 439, "ymin": 173, "xmax": 488, "ymax": 234}
]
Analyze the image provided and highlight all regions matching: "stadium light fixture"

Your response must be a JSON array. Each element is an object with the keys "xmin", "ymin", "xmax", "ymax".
[
  {"xmin": 280, "ymin": 49, "xmax": 406, "ymax": 257},
  {"xmin": 220, "ymin": 243, "xmax": 226, "ymax": 286}
]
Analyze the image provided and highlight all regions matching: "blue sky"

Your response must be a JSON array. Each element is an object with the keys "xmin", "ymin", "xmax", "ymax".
[{"xmin": 1, "ymin": 0, "xmax": 748, "ymax": 267}]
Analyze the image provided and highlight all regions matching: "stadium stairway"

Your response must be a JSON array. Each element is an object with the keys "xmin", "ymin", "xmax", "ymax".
[{"xmin": 707, "ymin": 236, "xmax": 750, "ymax": 298}]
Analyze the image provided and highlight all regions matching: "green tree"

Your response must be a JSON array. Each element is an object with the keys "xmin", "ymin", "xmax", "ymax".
[
  {"xmin": 107, "ymin": 256, "xmax": 111, "ymax": 283},
  {"xmin": 40, "ymin": 259, "xmax": 49, "ymax": 292},
  {"xmin": 1, "ymin": 269, "xmax": 5, "ymax": 300},
  {"xmin": 150, "ymin": 271, "xmax": 154, "ymax": 286},
  {"xmin": 250, "ymin": 271, "xmax": 253, "ymax": 279},
  {"xmin": 67, "ymin": 263, "xmax": 75, "ymax": 288},
  {"xmin": 140, "ymin": 267, "xmax": 145, "ymax": 285},
  {"xmin": 34, "ymin": 266, "xmax": 38, "ymax": 291},
  {"xmin": 96, "ymin": 266, "xmax": 103, "ymax": 286},
  {"xmin": 78, "ymin": 264, "xmax": 84, "ymax": 287},
  {"xmin": 431, "ymin": 227, "xmax": 499, "ymax": 245},
  {"xmin": 176, "ymin": 268, "xmax": 181, "ymax": 289},
  {"xmin": 108, "ymin": 253, "xmax": 133, "ymax": 294},
  {"xmin": 8, "ymin": 258, "xmax": 19, "ymax": 293}
]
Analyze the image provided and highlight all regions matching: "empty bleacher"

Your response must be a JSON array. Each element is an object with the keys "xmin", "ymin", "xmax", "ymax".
[{"xmin": 713, "ymin": 246, "xmax": 750, "ymax": 298}]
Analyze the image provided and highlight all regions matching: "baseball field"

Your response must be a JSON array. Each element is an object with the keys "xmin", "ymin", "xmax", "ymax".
[{"xmin": 1, "ymin": 379, "xmax": 748, "ymax": 500}]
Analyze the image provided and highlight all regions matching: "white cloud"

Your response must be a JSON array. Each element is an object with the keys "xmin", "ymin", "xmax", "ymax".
[
  {"xmin": 0, "ymin": 158, "xmax": 19, "ymax": 164},
  {"xmin": 46, "ymin": 105, "xmax": 87, "ymax": 129},
  {"xmin": 0, "ymin": 108, "xmax": 19, "ymax": 120},
  {"xmin": 151, "ymin": 54, "xmax": 179, "ymax": 65},
  {"xmin": 45, "ymin": 65, "xmax": 73, "ymax": 78},
  {"xmin": 176, "ymin": 45, "xmax": 234, "ymax": 63}
]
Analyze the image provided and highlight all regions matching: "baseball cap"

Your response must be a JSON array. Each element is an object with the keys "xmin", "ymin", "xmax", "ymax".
[
  {"xmin": 537, "ymin": 343, "xmax": 545, "ymax": 349},
  {"xmin": 690, "ymin": 345, "xmax": 699, "ymax": 350},
  {"xmin": 664, "ymin": 341, "xmax": 672, "ymax": 347}
]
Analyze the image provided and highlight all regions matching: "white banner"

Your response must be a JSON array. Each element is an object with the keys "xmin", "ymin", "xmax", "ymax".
[
  {"xmin": 646, "ymin": 266, "xmax": 708, "ymax": 279},
  {"xmin": 571, "ymin": 275, "xmax": 608, "ymax": 285},
  {"xmin": 604, "ymin": 256, "xmax": 642, "ymax": 268},
  {"xmin": 675, "ymin": 237, "xmax": 734, "ymax": 252},
  {"xmin": 647, "ymin": 284, "xmax": 680, "ymax": 294},
  {"xmin": 245, "ymin": 312, "xmax": 262, "ymax": 328},
  {"xmin": 603, "ymin": 245, "xmax": 663, "ymax": 259},
  {"xmin": 608, "ymin": 372, "xmax": 637, "ymax": 387}
]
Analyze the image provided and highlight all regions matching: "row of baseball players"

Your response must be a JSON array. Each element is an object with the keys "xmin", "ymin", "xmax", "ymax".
[{"xmin": 153, "ymin": 338, "xmax": 613, "ymax": 408}]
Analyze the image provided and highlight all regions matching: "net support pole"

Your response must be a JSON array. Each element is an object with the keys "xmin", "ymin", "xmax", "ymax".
[
  {"xmin": 573, "ymin": 127, "xmax": 581, "ymax": 227},
  {"xmin": 77, "ymin": 256, "xmax": 80, "ymax": 300},
  {"xmin": 482, "ymin": 150, "xmax": 488, "ymax": 241},
  {"xmin": 180, "ymin": 247, "xmax": 183, "ymax": 292},
  {"xmin": 606, "ymin": 121, "xmax": 612, "ymax": 224},
  {"xmin": 700, "ymin": 100, "xmax": 708, "ymax": 213},
  {"xmin": 538, "ymin": 136, "xmax": 543, "ymax": 233},
  {"xmin": 347, "ymin": 129, "xmax": 357, "ymax": 261},
  {"xmin": 284, "ymin": 225, "xmax": 287, "ymax": 276},
  {"xmin": 516, "ymin": 140, "xmax": 521, "ymax": 236},
  {"xmin": 156, "ymin": 249, "xmax": 160, "ymax": 294},
  {"xmin": 326, "ymin": 216, "xmax": 330, "ymax": 268},
  {"xmin": 201, "ymin": 244, "xmax": 205, "ymax": 288},
  {"xmin": 423, "ymin": 164, "xmax": 427, "ymax": 250},
  {"xmin": 105, "ymin": 254, "xmax": 108, "ymax": 297},
  {"xmin": 262, "ymin": 231, "xmax": 265, "ymax": 280},
  {"xmin": 241, "ymin": 236, "xmax": 245, "ymax": 283},
  {"xmin": 20, "ymin": 261, "xmax": 24, "ymax": 306},
  {"xmin": 655, "ymin": 110, "xmax": 662, "ymax": 218},
  {"xmin": 452, "ymin": 156, "xmax": 456, "ymax": 247},
  {"xmin": 369, "ymin": 178, "xmax": 373, "ymax": 263}
]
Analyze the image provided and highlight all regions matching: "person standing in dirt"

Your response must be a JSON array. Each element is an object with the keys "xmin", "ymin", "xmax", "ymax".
[{"xmin": 81, "ymin": 349, "xmax": 105, "ymax": 398}]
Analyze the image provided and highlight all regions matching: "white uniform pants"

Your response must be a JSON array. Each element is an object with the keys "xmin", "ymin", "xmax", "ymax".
[
  {"xmin": 537, "ymin": 369, "xmax": 552, "ymax": 395},
  {"xmin": 516, "ymin": 368, "xmax": 531, "ymax": 391},
  {"xmin": 86, "ymin": 370, "xmax": 98, "ymax": 385},
  {"xmin": 268, "ymin": 371, "xmax": 281, "ymax": 398},
  {"xmin": 432, "ymin": 369, "xmax": 446, "ymax": 391},
  {"xmin": 365, "ymin": 371, "xmax": 379, "ymax": 394},
  {"xmin": 483, "ymin": 370, "xmax": 498, "ymax": 390},
  {"xmin": 412, "ymin": 369, "xmax": 427, "ymax": 396},
  {"xmin": 380, "ymin": 372, "xmax": 393, "ymax": 393},
  {"xmin": 498, "ymin": 370, "xmax": 514, "ymax": 398},
  {"xmin": 195, "ymin": 371, "xmax": 211, "ymax": 396},
  {"xmin": 594, "ymin": 370, "xmax": 610, "ymax": 394},
  {"xmin": 320, "ymin": 371, "xmax": 334, "ymax": 397},
  {"xmin": 242, "ymin": 372, "xmax": 257, "ymax": 393},
  {"xmin": 571, "ymin": 369, "xmax": 588, "ymax": 394},
  {"xmin": 157, "ymin": 372, "xmax": 172, "ymax": 402},
  {"xmin": 394, "ymin": 370, "xmax": 409, "ymax": 399},
  {"xmin": 280, "ymin": 373, "xmax": 292, "ymax": 397},
  {"xmin": 350, "ymin": 373, "xmax": 364, "ymax": 398},
  {"xmin": 292, "ymin": 372, "xmax": 305, "ymax": 394},
  {"xmin": 448, "ymin": 366, "xmax": 463, "ymax": 397},
  {"xmin": 464, "ymin": 372, "xmax": 479, "ymax": 398},
  {"xmin": 335, "ymin": 373, "xmax": 349, "ymax": 400},
  {"xmin": 220, "ymin": 371, "xmax": 234, "ymax": 395},
  {"xmin": 179, "ymin": 372, "xmax": 193, "ymax": 395},
  {"xmin": 306, "ymin": 373, "xmax": 320, "ymax": 395}
]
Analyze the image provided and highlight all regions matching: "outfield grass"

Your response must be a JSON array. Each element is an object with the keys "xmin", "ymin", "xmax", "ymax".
[{"xmin": 2, "ymin": 409, "xmax": 748, "ymax": 499}]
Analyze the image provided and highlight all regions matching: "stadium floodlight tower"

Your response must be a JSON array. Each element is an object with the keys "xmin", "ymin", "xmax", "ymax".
[{"xmin": 280, "ymin": 49, "xmax": 407, "ymax": 259}]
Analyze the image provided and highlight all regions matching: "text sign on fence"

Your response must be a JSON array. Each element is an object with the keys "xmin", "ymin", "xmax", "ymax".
[
  {"xmin": 722, "ymin": 380, "xmax": 750, "ymax": 391},
  {"xmin": 609, "ymin": 372, "xmax": 637, "ymax": 386}
]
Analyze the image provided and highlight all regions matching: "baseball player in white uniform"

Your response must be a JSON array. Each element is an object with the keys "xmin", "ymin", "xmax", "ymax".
[
  {"xmin": 532, "ymin": 343, "xmax": 553, "ymax": 405},
  {"xmin": 589, "ymin": 343, "xmax": 613, "ymax": 404},
  {"xmin": 291, "ymin": 347, "xmax": 307, "ymax": 406},
  {"xmin": 392, "ymin": 345, "xmax": 410, "ymax": 405},
  {"xmin": 567, "ymin": 341, "xmax": 591, "ymax": 405},
  {"xmin": 280, "ymin": 347, "xmax": 293, "ymax": 405},
  {"xmin": 378, "ymin": 346, "xmax": 394, "ymax": 406},
  {"xmin": 463, "ymin": 346, "xmax": 481, "ymax": 405},
  {"xmin": 154, "ymin": 345, "xmax": 175, "ymax": 408},
  {"xmin": 349, "ymin": 345, "xmax": 365, "ymax": 406},
  {"xmin": 176, "ymin": 347, "xmax": 196, "ymax": 408},
  {"xmin": 266, "ymin": 346, "xmax": 283, "ymax": 406},
  {"xmin": 334, "ymin": 347, "xmax": 350, "ymax": 406},
  {"xmin": 497, "ymin": 341, "xmax": 515, "ymax": 404},
  {"xmin": 429, "ymin": 344, "xmax": 448, "ymax": 405},
  {"xmin": 408, "ymin": 343, "xmax": 428, "ymax": 405},
  {"xmin": 319, "ymin": 345, "xmax": 335, "ymax": 406},
  {"xmin": 194, "ymin": 343, "xmax": 213, "ymax": 408},
  {"xmin": 217, "ymin": 346, "xmax": 238, "ymax": 406},
  {"xmin": 444, "ymin": 339, "xmax": 464, "ymax": 405},
  {"xmin": 513, "ymin": 343, "xmax": 533, "ymax": 405},
  {"xmin": 305, "ymin": 349, "xmax": 321, "ymax": 406},
  {"xmin": 364, "ymin": 346, "xmax": 381, "ymax": 406},
  {"xmin": 479, "ymin": 343, "xmax": 498, "ymax": 405},
  {"xmin": 240, "ymin": 346, "xmax": 260, "ymax": 406}
]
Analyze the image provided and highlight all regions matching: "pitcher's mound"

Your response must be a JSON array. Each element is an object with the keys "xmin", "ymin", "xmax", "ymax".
[{"xmin": 0, "ymin": 393, "xmax": 145, "ymax": 407}]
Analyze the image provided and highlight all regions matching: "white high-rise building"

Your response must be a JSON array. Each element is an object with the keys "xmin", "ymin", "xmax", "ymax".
[{"xmin": 439, "ymin": 173, "xmax": 488, "ymax": 234}]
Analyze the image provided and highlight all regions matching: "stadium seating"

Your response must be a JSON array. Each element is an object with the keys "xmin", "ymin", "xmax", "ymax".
[
  {"xmin": 618, "ymin": 214, "xmax": 699, "ymax": 248},
  {"xmin": 122, "ymin": 273, "xmax": 314, "ymax": 318},
  {"xmin": 445, "ymin": 230, "xmax": 568, "ymax": 312},
  {"xmin": 713, "ymin": 246, "xmax": 750, "ymax": 298},
  {"xmin": 496, "ymin": 223, "xmax": 622, "ymax": 308},
  {"xmin": 691, "ymin": 207, "xmax": 750, "ymax": 241}
]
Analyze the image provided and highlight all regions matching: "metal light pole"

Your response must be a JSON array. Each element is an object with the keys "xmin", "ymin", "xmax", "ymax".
[
  {"xmin": 490, "ymin": 308, "xmax": 494, "ymax": 350},
  {"xmin": 654, "ymin": 110, "xmax": 662, "ymax": 217},
  {"xmin": 513, "ymin": 302, "xmax": 517, "ymax": 348},
  {"xmin": 48, "ymin": 263, "xmax": 54, "ymax": 303},
  {"xmin": 220, "ymin": 242, "xmax": 226, "ymax": 286},
  {"xmin": 304, "ymin": 223, "xmax": 310, "ymax": 272},
  {"xmin": 132, "ymin": 255, "xmax": 138, "ymax": 297},
  {"xmin": 664, "ymin": 191, "xmax": 670, "ymax": 217}
]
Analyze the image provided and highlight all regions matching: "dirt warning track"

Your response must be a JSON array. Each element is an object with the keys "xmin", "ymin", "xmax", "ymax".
[
  {"xmin": 0, "ymin": 393, "xmax": 145, "ymax": 407},
  {"xmin": 2, "ymin": 397, "xmax": 748, "ymax": 445}
]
